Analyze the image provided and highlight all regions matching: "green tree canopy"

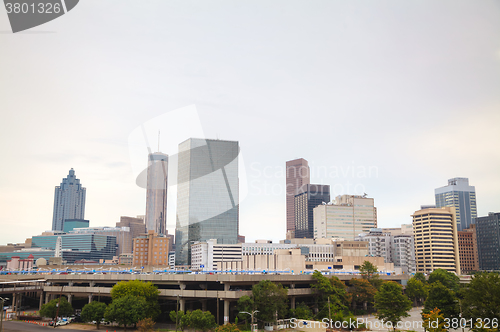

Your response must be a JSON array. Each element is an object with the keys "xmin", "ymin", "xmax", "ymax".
[
  {"xmin": 289, "ymin": 302, "xmax": 313, "ymax": 320},
  {"xmin": 374, "ymin": 281, "xmax": 412, "ymax": 331},
  {"xmin": 236, "ymin": 295, "xmax": 255, "ymax": 324},
  {"xmin": 110, "ymin": 280, "xmax": 160, "ymax": 319},
  {"xmin": 349, "ymin": 278, "xmax": 377, "ymax": 313},
  {"xmin": 312, "ymin": 271, "xmax": 350, "ymax": 320},
  {"xmin": 405, "ymin": 277, "xmax": 428, "ymax": 306},
  {"xmin": 461, "ymin": 272, "xmax": 500, "ymax": 329},
  {"xmin": 188, "ymin": 309, "xmax": 216, "ymax": 332},
  {"xmin": 423, "ymin": 281, "xmax": 459, "ymax": 320},
  {"xmin": 39, "ymin": 297, "xmax": 73, "ymax": 320},
  {"xmin": 105, "ymin": 295, "xmax": 148, "ymax": 330},
  {"xmin": 252, "ymin": 280, "xmax": 288, "ymax": 325},
  {"xmin": 428, "ymin": 269, "xmax": 460, "ymax": 293},
  {"xmin": 81, "ymin": 301, "xmax": 107, "ymax": 329},
  {"xmin": 413, "ymin": 272, "xmax": 427, "ymax": 284},
  {"xmin": 359, "ymin": 261, "xmax": 383, "ymax": 289},
  {"xmin": 169, "ymin": 310, "xmax": 186, "ymax": 329}
]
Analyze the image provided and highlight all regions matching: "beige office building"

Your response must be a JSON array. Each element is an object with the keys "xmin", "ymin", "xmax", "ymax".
[
  {"xmin": 314, "ymin": 195, "xmax": 377, "ymax": 240},
  {"xmin": 412, "ymin": 207, "xmax": 460, "ymax": 274},
  {"xmin": 132, "ymin": 230, "xmax": 170, "ymax": 267}
]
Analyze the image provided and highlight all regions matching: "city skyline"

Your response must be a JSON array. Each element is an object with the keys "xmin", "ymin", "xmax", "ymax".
[{"xmin": 1, "ymin": 1, "xmax": 500, "ymax": 245}]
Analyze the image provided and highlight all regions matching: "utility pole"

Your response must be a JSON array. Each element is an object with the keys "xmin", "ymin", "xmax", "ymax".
[
  {"xmin": 328, "ymin": 297, "xmax": 331, "ymax": 327},
  {"xmin": 0, "ymin": 297, "xmax": 9, "ymax": 332},
  {"xmin": 216, "ymin": 291, "xmax": 219, "ymax": 325},
  {"xmin": 54, "ymin": 286, "xmax": 63, "ymax": 328},
  {"xmin": 175, "ymin": 295, "xmax": 179, "ymax": 332}
]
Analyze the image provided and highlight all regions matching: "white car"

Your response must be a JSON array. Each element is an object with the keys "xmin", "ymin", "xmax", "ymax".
[{"xmin": 56, "ymin": 320, "xmax": 69, "ymax": 326}]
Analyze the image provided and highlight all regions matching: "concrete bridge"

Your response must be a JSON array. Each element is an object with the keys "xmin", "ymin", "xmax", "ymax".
[{"xmin": 1, "ymin": 272, "xmax": 469, "ymax": 324}]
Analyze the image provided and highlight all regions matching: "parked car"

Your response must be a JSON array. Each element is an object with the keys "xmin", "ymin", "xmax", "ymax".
[{"xmin": 56, "ymin": 320, "xmax": 69, "ymax": 326}]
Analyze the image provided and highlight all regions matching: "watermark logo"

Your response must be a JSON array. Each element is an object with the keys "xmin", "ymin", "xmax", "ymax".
[{"xmin": 3, "ymin": 0, "xmax": 79, "ymax": 33}]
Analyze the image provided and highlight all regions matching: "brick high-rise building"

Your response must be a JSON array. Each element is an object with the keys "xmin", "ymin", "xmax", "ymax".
[
  {"xmin": 457, "ymin": 224, "xmax": 479, "ymax": 273},
  {"xmin": 286, "ymin": 159, "xmax": 310, "ymax": 237},
  {"xmin": 132, "ymin": 230, "xmax": 170, "ymax": 267}
]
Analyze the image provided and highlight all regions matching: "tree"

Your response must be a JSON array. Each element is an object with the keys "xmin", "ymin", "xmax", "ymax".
[
  {"xmin": 81, "ymin": 301, "xmax": 107, "ymax": 329},
  {"xmin": 289, "ymin": 302, "xmax": 313, "ymax": 320},
  {"xmin": 359, "ymin": 261, "xmax": 383, "ymax": 289},
  {"xmin": 428, "ymin": 269, "xmax": 460, "ymax": 293},
  {"xmin": 105, "ymin": 295, "xmax": 148, "ymax": 330},
  {"xmin": 405, "ymin": 277, "xmax": 428, "ymax": 306},
  {"xmin": 413, "ymin": 272, "xmax": 427, "ymax": 284},
  {"xmin": 137, "ymin": 318, "xmax": 156, "ymax": 332},
  {"xmin": 422, "ymin": 308, "xmax": 447, "ymax": 332},
  {"xmin": 461, "ymin": 272, "xmax": 500, "ymax": 329},
  {"xmin": 189, "ymin": 309, "xmax": 216, "ymax": 332},
  {"xmin": 169, "ymin": 310, "xmax": 187, "ymax": 330},
  {"xmin": 110, "ymin": 280, "xmax": 160, "ymax": 319},
  {"xmin": 236, "ymin": 295, "xmax": 255, "ymax": 328},
  {"xmin": 374, "ymin": 281, "xmax": 412, "ymax": 331},
  {"xmin": 349, "ymin": 278, "xmax": 376, "ymax": 313},
  {"xmin": 252, "ymin": 280, "xmax": 288, "ymax": 325},
  {"xmin": 312, "ymin": 271, "xmax": 350, "ymax": 320},
  {"xmin": 423, "ymin": 281, "xmax": 459, "ymax": 320},
  {"xmin": 39, "ymin": 297, "xmax": 73, "ymax": 320}
]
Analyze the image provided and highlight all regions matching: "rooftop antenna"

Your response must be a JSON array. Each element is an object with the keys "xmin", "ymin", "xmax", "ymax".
[{"xmin": 158, "ymin": 131, "xmax": 160, "ymax": 152}]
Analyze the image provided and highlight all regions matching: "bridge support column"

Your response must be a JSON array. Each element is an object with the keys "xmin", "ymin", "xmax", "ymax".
[
  {"xmin": 45, "ymin": 293, "xmax": 50, "ymax": 304},
  {"xmin": 12, "ymin": 293, "xmax": 16, "ymax": 312},
  {"xmin": 224, "ymin": 284, "xmax": 230, "ymax": 291},
  {"xmin": 68, "ymin": 294, "xmax": 72, "ymax": 304},
  {"xmin": 179, "ymin": 283, "xmax": 186, "ymax": 290},
  {"xmin": 291, "ymin": 296, "xmax": 296, "ymax": 309},
  {"xmin": 88, "ymin": 294, "xmax": 93, "ymax": 304},
  {"xmin": 201, "ymin": 299, "xmax": 207, "ymax": 311},
  {"xmin": 90, "ymin": 281, "xmax": 95, "ymax": 287},
  {"xmin": 224, "ymin": 300, "xmax": 229, "ymax": 325},
  {"xmin": 179, "ymin": 298, "xmax": 185, "ymax": 312},
  {"xmin": 39, "ymin": 292, "xmax": 44, "ymax": 310}
]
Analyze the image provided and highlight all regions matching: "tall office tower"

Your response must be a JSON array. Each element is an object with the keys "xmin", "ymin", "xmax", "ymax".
[
  {"xmin": 286, "ymin": 159, "xmax": 310, "ymax": 237},
  {"xmin": 145, "ymin": 152, "xmax": 168, "ymax": 235},
  {"xmin": 435, "ymin": 178, "xmax": 477, "ymax": 231},
  {"xmin": 175, "ymin": 138, "xmax": 239, "ymax": 266},
  {"xmin": 295, "ymin": 184, "xmax": 330, "ymax": 239},
  {"xmin": 52, "ymin": 168, "xmax": 86, "ymax": 231},
  {"xmin": 412, "ymin": 207, "xmax": 460, "ymax": 274},
  {"xmin": 475, "ymin": 212, "xmax": 500, "ymax": 270},
  {"xmin": 314, "ymin": 195, "xmax": 377, "ymax": 240},
  {"xmin": 457, "ymin": 225, "xmax": 479, "ymax": 273},
  {"xmin": 116, "ymin": 216, "xmax": 147, "ymax": 255}
]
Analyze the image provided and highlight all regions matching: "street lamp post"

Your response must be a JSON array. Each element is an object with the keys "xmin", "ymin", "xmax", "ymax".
[
  {"xmin": 0, "ymin": 297, "xmax": 9, "ymax": 332},
  {"xmin": 240, "ymin": 310, "xmax": 259, "ymax": 332}
]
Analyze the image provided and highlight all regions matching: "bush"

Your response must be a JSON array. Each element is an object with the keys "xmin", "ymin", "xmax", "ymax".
[
  {"xmin": 215, "ymin": 323, "xmax": 241, "ymax": 332},
  {"xmin": 137, "ymin": 317, "xmax": 156, "ymax": 332}
]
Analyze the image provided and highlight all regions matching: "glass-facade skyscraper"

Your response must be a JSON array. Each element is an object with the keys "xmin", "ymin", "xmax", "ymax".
[
  {"xmin": 286, "ymin": 158, "xmax": 310, "ymax": 237},
  {"xmin": 475, "ymin": 212, "xmax": 500, "ymax": 271},
  {"xmin": 435, "ymin": 177, "xmax": 477, "ymax": 231},
  {"xmin": 175, "ymin": 138, "xmax": 239, "ymax": 266},
  {"xmin": 295, "ymin": 184, "xmax": 330, "ymax": 239},
  {"xmin": 52, "ymin": 169, "xmax": 86, "ymax": 231},
  {"xmin": 145, "ymin": 152, "xmax": 168, "ymax": 235}
]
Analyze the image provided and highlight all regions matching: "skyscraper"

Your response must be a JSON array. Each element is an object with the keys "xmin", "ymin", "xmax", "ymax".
[
  {"xmin": 435, "ymin": 177, "xmax": 477, "ymax": 231},
  {"xmin": 475, "ymin": 212, "xmax": 500, "ymax": 271},
  {"xmin": 52, "ymin": 169, "xmax": 86, "ymax": 231},
  {"xmin": 145, "ymin": 152, "xmax": 168, "ymax": 235},
  {"xmin": 295, "ymin": 184, "xmax": 330, "ymax": 239},
  {"xmin": 314, "ymin": 195, "xmax": 377, "ymax": 240},
  {"xmin": 412, "ymin": 207, "xmax": 460, "ymax": 274},
  {"xmin": 175, "ymin": 138, "xmax": 239, "ymax": 265},
  {"xmin": 286, "ymin": 159, "xmax": 310, "ymax": 237}
]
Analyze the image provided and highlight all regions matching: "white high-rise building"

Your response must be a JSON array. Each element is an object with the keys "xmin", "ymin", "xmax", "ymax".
[
  {"xmin": 145, "ymin": 152, "xmax": 168, "ymax": 235},
  {"xmin": 314, "ymin": 195, "xmax": 377, "ymax": 240}
]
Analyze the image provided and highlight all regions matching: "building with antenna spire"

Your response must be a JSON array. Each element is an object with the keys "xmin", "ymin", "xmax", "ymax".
[
  {"xmin": 145, "ymin": 152, "xmax": 168, "ymax": 235},
  {"xmin": 52, "ymin": 169, "xmax": 86, "ymax": 231}
]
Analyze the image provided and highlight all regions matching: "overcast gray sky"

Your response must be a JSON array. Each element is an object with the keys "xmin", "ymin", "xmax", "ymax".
[{"xmin": 1, "ymin": 0, "xmax": 499, "ymax": 245}]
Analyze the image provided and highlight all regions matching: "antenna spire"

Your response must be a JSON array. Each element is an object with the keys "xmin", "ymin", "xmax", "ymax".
[{"xmin": 158, "ymin": 131, "xmax": 160, "ymax": 152}]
